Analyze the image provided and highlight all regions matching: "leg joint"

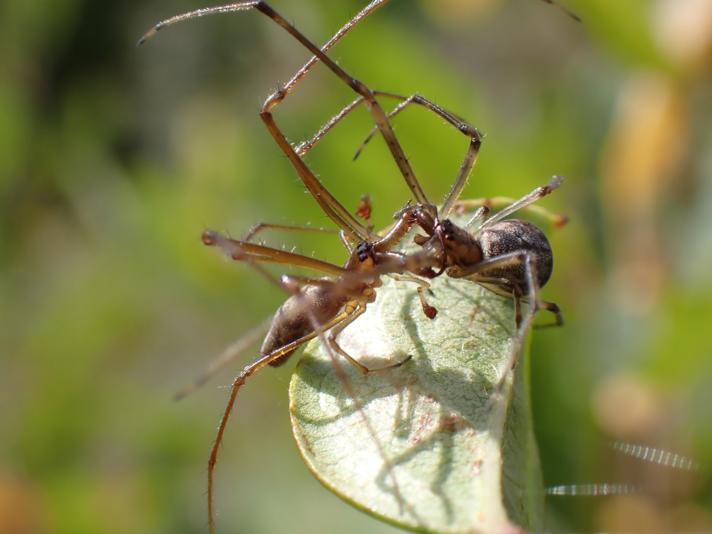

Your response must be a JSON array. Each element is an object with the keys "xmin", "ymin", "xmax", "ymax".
[
  {"xmin": 262, "ymin": 87, "xmax": 287, "ymax": 113},
  {"xmin": 350, "ymin": 78, "xmax": 371, "ymax": 97}
]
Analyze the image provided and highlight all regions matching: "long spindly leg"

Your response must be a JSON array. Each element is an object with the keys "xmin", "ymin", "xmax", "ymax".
[
  {"xmin": 296, "ymin": 91, "xmax": 478, "ymax": 160},
  {"xmin": 513, "ymin": 292, "xmax": 523, "ymax": 328},
  {"xmin": 173, "ymin": 228, "xmax": 340, "ymax": 401},
  {"xmin": 207, "ymin": 308, "xmax": 354, "ymax": 534},
  {"xmin": 202, "ymin": 233, "xmax": 368, "ymax": 533},
  {"xmin": 305, "ymin": 298, "xmax": 415, "ymax": 520},
  {"xmin": 173, "ymin": 316, "xmax": 272, "ymax": 401},
  {"xmin": 242, "ymin": 222, "xmax": 338, "ymax": 243},
  {"xmin": 473, "ymin": 175, "xmax": 564, "ymax": 233},
  {"xmin": 455, "ymin": 196, "xmax": 568, "ymax": 229},
  {"xmin": 239, "ymin": 222, "xmax": 359, "ymax": 263},
  {"xmin": 294, "ymin": 91, "xmax": 445, "ymax": 156},
  {"xmin": 456, "ymin": 268, "xmax": 564, "ymax": 328},
  {"xmin": 448, "ymin": 251, "xmax": 545, "ymax": 387},
  {"xmin": 326, "ymin": 303, "xmax": 412, "ymax": 373},
  {"xmin": 296, "ymin": 91, "xmax": 483, "ymax": 219},
  {"xmin": 261, "ymin": 0, "xmax": 389, "ymax": 109},
  {"xmin": 352, "ymin": 93, "xmax": 475, "ymax": 159},
  {"xmin": 240, "ymin": 221, "xmax": 356, "ymax": 259},
  {"xmin": 176, "ymin": 232, "xmax": 346, "ymax": 403},
  {"xmin": 252, "ymin": 2, "xmax": 430, "ymax": 207},
  {"xmin": 244, "ymin": 223, "xmax": 358, "ymax": 253},
  {"xmin": 463, "ymin": 205, "xmax": 491, "ymax": 229},
  {"xmin": 140, "ymin": 2, "xmax": 388, "ymax": 241},
  {"xmin": 295, "ymin": 95, "xmax": 368, "ymax": 156},
  {"xmin": 202, "ymin": 230, "xmax": 347, "ymax": 276},
  {"xmin": 349, "ymin": 93, "xmax": 483, "ymax": 218},
  {"xmin": 139, "ymin": 0, "xmax": 387, "ymax": 101},
  {"xmin": 510, "ymin": 255, "xmax": 544, "ymax": 386},
  {"xmin": 141, "ymin": 1, "xmax": 428, "ymax": 210}
]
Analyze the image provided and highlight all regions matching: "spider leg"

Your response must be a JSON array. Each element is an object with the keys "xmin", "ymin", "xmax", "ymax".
[
  {"xmin": 140, "ymin": 1, "xmax": 393, "ymax": 241},
  {"xmin": 173, "ymin": 317, "xmax": 272, "ymax": 401},
  {"xmin": 305, "ymin": 297, "xmax": 414, "ymax": 519},
  {"xmin": 455, "ymin": 196, "xmax": 568, "ymax": 228},
  {"xmin": 474, "ymin": 175, "xmax": 564, "ymax": 233},
  {"xmin": 540, "ymin": 0, "xmax": 581, "ymax": 22},
  {"xmin": 202, "ymin": 230, "xmax": 346, "ymax": 276},
  {"xmin": 175, "ymin": 232, "xmax": 349, "ymax": 402},
  {"xmin": 326, "ymin": 303, "xmax": 412, "ymax": 373},
  {"xmin": 254, "ymin": 1, "xmax": 430, "ymax": 207},
  {"xmin": 388, "ymin": 273, "xmax": 437, "ymax": 319},
  {"xmin": 349, "ymin": 93, "xmax": 482, "ymax": 218},
  {"xmin": 207, "ymin": 307, "xmax": 353, "ymax": 534},
  {"xmin": 448, "ymin": 251, "xmax": 547, "ymax": 387},
  {"xmin": 297, "ymin": 91, "xmax": 482, "ymax": 218},
  {"xmin": 242, "ymin": 222, "xmax": 338, "ymax": 243},
  {"xmin": 202, "ymin": 233, "xmax": 382, "ymax": 533},
  {"xmin": 263, "ymin": 0, "xmax": 389, "ymax": 109},
  {"xmin": 530, "ymin": 299, "xmax": 564, "ymax": 328}
]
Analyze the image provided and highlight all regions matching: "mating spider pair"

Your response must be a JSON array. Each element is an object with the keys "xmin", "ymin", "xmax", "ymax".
[{"xmin": 140, "ymin": 1, "xmax": 568, "ymax": 531}]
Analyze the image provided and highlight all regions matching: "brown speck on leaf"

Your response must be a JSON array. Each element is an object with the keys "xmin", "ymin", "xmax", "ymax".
[
  {"xmin": 440, "ymin": 414, "xmax": 466, "ymax": 433},
  {"xmin": 472, "ymin": 458, "xmax": 483, "ymax": 475}
]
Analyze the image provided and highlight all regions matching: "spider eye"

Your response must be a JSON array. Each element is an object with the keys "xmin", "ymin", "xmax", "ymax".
[{"xmin": 355, "ymin": 242, "xmax": 373, "ymax": 262}]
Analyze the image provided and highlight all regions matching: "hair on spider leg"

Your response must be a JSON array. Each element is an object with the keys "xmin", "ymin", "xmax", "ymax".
[{"xmin": 241, "ymin": 222, "xmax": 339, "ymax": 243}]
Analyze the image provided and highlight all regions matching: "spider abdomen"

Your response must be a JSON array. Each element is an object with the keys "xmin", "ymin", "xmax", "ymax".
[
  {"xmin": 261, "ymin": 284, "xmax": 347, "ymax": 367},
  {"xmin": 478, "ymin": 219, "xmax": 553, "ymax": 291}
]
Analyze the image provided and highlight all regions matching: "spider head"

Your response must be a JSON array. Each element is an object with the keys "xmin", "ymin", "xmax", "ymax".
[{"xmin": 438, "ymin": 219, "xmax": 483, "ymax": 267}]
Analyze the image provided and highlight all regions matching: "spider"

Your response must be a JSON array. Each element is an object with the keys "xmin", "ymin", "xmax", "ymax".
[{"xmin": 139, "ymin": 1, "xmax": 569, "ymax": 531}]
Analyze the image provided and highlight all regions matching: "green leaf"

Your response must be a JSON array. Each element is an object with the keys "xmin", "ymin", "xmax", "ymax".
[{"xmin": 289, "ymin": 257, "xmax": 543, "ymax": 533}]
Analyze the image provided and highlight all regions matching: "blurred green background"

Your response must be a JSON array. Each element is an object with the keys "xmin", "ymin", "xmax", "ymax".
[{"xmin": 2, "ymin": 0, "xmax": 712, "ymax": 532}]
